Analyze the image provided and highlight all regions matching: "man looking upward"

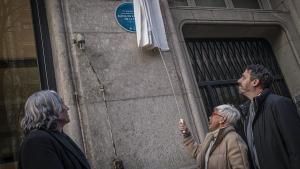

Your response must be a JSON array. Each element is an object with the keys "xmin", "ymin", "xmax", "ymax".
[{"xmin": 237, "ymin": 64, "xmax": 300, "ymax": 169}]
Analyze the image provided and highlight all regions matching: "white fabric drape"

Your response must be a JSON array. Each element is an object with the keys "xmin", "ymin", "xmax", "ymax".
[{"xmin": 133, "ymin": 0, "xmax": 169, "ymax": 51}]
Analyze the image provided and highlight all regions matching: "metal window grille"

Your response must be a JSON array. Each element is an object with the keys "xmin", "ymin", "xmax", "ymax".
[{"xmin": 185, "ymin": 38, "xmax": 291, "ymax": 118}]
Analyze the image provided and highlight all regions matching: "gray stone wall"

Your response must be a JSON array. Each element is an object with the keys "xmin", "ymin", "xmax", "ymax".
[
  {"xmin": 46, "ymin": 0, "xmax": 196, "ymax": 168},
  {"xmin": 45, "ymin": 0, "xmax": 300, "ymax": 169}
]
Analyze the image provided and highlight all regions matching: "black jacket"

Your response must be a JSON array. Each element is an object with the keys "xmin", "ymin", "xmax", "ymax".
[
  {"xmin": 240, "ymin": 89, "xmax": 300, "ymax": 169},
  {"xmin": 18, "ymin": 129, "xmax": 91, "ymax": 169}
]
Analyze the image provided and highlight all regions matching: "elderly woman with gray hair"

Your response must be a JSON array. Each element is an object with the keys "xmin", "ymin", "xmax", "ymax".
[
  {"xmin": 179, "ymin": 104, "xmax": 249, "ymax": 169},
  {"xmin": 18, "ymin": 90, "xmax": 90, "ymax": 169}
]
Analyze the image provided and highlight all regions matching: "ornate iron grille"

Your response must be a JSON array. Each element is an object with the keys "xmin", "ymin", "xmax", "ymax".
[{"xmin": 185, "ymin": 38, "xmax": 291, "ymax": 118}]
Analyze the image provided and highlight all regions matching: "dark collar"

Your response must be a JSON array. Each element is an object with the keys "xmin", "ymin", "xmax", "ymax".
[
  {"xmin": 253, "ymin": 89, "xmax": 271, "ymax": 112},
  {"xmin": 239, "ymin": 89, "xmax": 272, "ymax": 115},
  {"xmin": 47, "ymin": 130, "xmax": 91, "ymax": 169}
]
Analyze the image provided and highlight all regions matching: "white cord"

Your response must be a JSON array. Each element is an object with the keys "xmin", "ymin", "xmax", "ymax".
[
  {"xmin": 157, "ymin": 48, "xmax": 182, "ymax": 117},
  {"xmin": 140, "ymin": 0, "xmax": 182, "ymax": 118}
]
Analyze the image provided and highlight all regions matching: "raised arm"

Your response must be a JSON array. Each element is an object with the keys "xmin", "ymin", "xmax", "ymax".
[{"xmin": 178, "ymin": 119, "xmax": 202, "ymax": 158}]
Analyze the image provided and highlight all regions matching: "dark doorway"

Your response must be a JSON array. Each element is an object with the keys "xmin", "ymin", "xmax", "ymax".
[{"xmin": 185, "ymin": 38, "xmax": 291, "ymax": 118}]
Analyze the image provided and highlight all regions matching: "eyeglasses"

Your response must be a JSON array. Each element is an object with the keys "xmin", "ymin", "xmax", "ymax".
[{"xmin": 211, "ymin": 111, "xmax": 224, "ymax": 118}]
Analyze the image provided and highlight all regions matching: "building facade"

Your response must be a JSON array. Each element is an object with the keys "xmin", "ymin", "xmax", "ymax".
[{"xmin": 1, "ymin": 0, "xmax": 300, "ymax": 169}]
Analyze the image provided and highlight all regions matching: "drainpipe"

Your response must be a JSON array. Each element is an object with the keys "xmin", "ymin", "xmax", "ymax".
[{"xmin": 44, "ymin": 0, "xmax": 86, "ymax": 150}]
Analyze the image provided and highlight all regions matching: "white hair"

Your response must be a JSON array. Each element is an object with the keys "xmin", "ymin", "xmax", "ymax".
[
  {"xmin": 215, "ymin": 104, "xmax": 241, "ymax": 125},
  {"xmin": 20, "ymin": 90, "xmax": 63, "ymax": 134}
]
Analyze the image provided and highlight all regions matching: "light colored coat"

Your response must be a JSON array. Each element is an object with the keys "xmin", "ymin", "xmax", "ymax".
[{"xmin": 183, "ymin": 126, "xmax": 249, "ymax": 169}]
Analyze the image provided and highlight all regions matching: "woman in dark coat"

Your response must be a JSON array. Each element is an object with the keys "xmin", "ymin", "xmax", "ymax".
[{"xmin": 18, "ymin": 90, "xmax": 91, "ymax": 169}]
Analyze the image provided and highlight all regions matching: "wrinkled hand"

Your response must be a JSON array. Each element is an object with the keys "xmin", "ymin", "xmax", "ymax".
[{"xmin": 178, "ymin": 119, "xmax": 188, "ymax": 134}]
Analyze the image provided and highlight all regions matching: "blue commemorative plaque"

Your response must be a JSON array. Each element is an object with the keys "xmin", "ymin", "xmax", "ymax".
[{"xmin": 115, "ymin": 2, "xmax": 136, "ymax": 32}]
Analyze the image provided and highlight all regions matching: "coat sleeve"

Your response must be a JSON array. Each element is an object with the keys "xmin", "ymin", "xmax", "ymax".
[
  {"xmin": 226, "ymin": 132, "xmax": 250, "ymax": 169},
  {"xmin": 182, "ymin": 135, "xmax": 202, "ymax": 159},
  {"xmin": 273, "ymin": 97, "xmax": 300, "ymax": 169},
  {"xmin": 20, "ymin": 135, "xmax": 64, "ymax": 169}
]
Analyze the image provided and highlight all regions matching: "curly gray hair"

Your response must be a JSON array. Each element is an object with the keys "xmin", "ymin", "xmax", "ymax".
[
  {"xmin": 214, "ymin": 104, "xmax": 241, "ymax": 125},
  {"xmin": 20, "ymin": 90, "xmax": 63, "ymax": 134}
]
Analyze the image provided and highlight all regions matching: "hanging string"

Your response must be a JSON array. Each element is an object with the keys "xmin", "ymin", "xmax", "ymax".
[
  {"xmin": 156, "ymin": 48, "xmax": 182, "ymax": 118},
  {"xmin": 139, "ymin": 0, "xmax": 182, "ymax": 118}
]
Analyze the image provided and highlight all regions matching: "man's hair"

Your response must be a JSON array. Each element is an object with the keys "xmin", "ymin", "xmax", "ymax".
[
  {"xmin": 246, "ymin": 64, "xmax": 274, "ymax": 89},
  {"xmin": 215, "ymin": 104, "xmax": 241, "ymax": 125},
  {"xmin": 20, "ymin": 90, "xmax": 63, "ymax": 134}
]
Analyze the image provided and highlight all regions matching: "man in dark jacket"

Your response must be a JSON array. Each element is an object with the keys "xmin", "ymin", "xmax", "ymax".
[{"xmin": 237, "ymin": 64, "xmax": 300, "ymax": 169}]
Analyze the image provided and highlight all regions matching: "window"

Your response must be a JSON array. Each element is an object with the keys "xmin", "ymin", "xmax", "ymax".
[
  {"xmin": 0, "ymin": 0, "xmax": 55, "ymax": 168},
  {"xmin": 232, "ymin": 0, "xmax": 260, "ymax": 9},
  {"xmin": 174, "ymin": 0, "xmax": 264, "ymax": 9},
  {"xmin": 195, "ymin": 0, "xmax": 226, "ymax": 7},
  {"xmin": 169, "ymin": 0, "xmax": 188, "ymax": 6}
]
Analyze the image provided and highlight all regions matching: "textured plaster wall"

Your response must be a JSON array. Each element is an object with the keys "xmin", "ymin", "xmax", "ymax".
[{"xmin": 51, "ymin": 0, "xmax": 195, "ymax": 169}]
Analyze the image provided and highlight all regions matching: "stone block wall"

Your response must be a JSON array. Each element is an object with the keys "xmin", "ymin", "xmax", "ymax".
[{"xmin": 46, "ymin": 0, "xmax": 196, "ymax": 168}]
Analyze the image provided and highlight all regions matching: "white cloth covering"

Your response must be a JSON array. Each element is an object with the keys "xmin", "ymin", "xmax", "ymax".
[{"xmin": 133, "ymin": 0, "xmax": 169, "ymax": 51}]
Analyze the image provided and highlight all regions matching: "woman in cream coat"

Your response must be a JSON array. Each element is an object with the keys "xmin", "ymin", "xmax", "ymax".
[{"xmin": 179, "ymin": 104, "xmax": 249, "ymax": 169}]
